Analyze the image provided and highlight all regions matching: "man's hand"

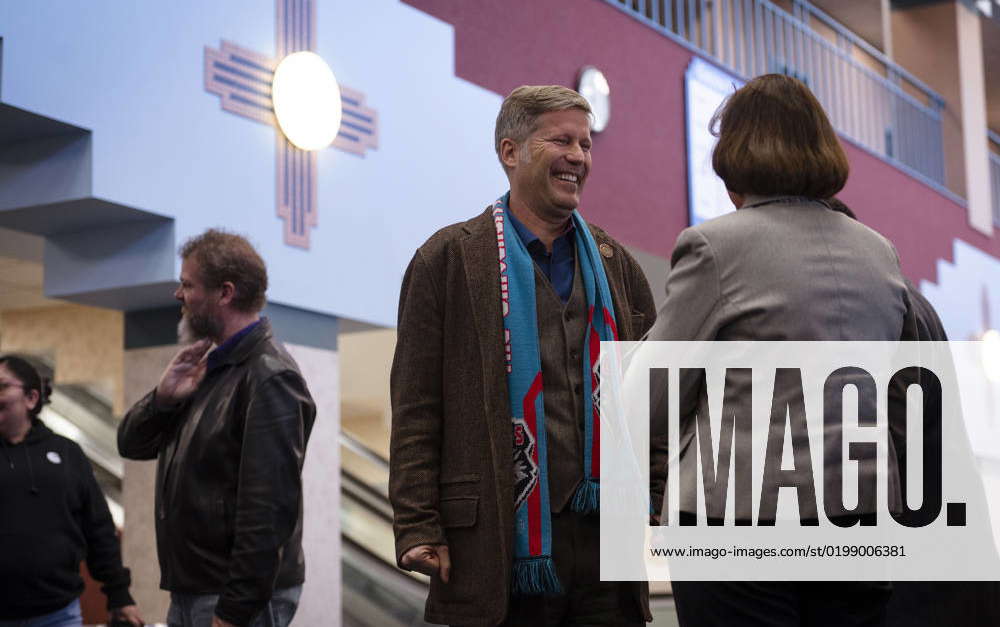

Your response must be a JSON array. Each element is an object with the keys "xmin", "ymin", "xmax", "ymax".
[
  {"xmin": 401, "ymin": 544, "xmax": 451, "ymax": 582},
  {"xmin": 109, "ymin": 604, "xmax": 144, "ymax": 626},
  {"xmin": 211, "ymin": 616, "xmax": 238, "ymax": 627},
  {"xmin": 155, "ymin": 339, "xmax": 212, "ymax": 407}
]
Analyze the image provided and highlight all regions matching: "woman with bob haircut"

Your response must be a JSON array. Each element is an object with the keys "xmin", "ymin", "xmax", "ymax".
[{"xmin": 646, "ymin": 74, "xmax": 914, "ymax": 626}]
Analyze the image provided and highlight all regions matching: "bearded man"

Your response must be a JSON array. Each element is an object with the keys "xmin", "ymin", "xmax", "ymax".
[{"xmin": 118, "ymin": 229, "xmax": 316, "ymax": 627}]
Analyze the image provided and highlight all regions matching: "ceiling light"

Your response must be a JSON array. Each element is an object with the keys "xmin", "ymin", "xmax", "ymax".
[
  {"xmin": 578, "ymin": 66, "xmax": 611, "ymax": 133},
  {"xmin": 271, "ymin": 51, "xmax": 343, "ymax": 151}
]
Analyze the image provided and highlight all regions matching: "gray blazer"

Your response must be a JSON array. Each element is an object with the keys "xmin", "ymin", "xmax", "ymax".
[{"xmin": 648, "ymin": 197, "xmax": 914, "ymax": 521}]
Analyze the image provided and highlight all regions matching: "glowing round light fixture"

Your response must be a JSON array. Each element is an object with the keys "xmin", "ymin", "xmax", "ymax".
[
  {"xmin": 271, "ymin": 51, "xmax": 343, "ymax": 151},
  {"xmin": 577, "ymin": 66, "xmax": 611, "ymax": 133},
  {"xmin": 983, "ymin": 329, "xmax": 1000, "ymax": 383}
]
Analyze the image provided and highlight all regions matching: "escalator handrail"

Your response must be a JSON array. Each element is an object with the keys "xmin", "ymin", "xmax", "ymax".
[{"xmin": 340, "ymin": 429, "xmax": 390, "ymax": 470}]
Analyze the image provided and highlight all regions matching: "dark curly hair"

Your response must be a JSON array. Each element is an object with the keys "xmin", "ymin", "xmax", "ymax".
[
  {"xmin": 179, "ymin": 229, "xmax": 268, "ymax": 313},
  {"xmin": 0, "ymin": 355, "xmax": 52, "ymax": 418}
]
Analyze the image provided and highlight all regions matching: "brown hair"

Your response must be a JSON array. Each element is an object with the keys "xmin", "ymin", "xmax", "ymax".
[
  {"xmin": 494, "ymin": 85, "xmax": 592, "ymax": 167},
  {"xmin": 711, "ymin": 74, "xmax": 849, "ymax": 199},
  {"xmin": 179, "ymin": 229, "xmax": 268, "ymax": 313}
]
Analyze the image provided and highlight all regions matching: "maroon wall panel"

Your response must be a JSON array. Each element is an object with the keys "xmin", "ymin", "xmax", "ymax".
[
  {"xmin": 840, "ymin": 141, "xmax": 1000, "ymax": 284},
  {"xmin": 406, "ymin": 0, "xmax": 693, "ymax": 258},
  {"xmin": 405, "ymin": 0, "xmax": 999, "ymax": 286}
]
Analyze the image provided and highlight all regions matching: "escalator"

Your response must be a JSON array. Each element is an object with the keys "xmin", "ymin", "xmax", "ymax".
[
  {"xmin": 38, "ymin": 366, "xmax": 432, "ymax": 625},
  {"xmin": 338, "ymin": 430, "xmax": 679, "ymax": 626},
  {"xmin": 30, "ymin": 370, "xmax": 673, "ymax": 626},
  {"xmin": 37, "ymin": 375, "xmax": 125, "ymax": 527},
  {"xmin": 340, "ymin": 430, "xmax": 433, "ymax": 627}
]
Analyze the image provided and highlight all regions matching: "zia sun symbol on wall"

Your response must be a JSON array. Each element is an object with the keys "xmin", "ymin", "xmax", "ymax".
[{"xmin": 203, "ymin": 0, "xmax": 378, "ymax": 249}]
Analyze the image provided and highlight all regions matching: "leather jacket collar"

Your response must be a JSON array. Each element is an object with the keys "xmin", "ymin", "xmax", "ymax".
[{"xmin": 214, "ymin": 318, "xmax": 273, "ymax": 368}]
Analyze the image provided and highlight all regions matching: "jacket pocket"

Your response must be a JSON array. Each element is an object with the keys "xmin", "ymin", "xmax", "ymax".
[
  {"xmin": 440, "ymin": 496, "xmax": 478, "ymax": 528},
  {"xmin": 440, "ymin": 473, "xmax": 481, "ymax": 485}
]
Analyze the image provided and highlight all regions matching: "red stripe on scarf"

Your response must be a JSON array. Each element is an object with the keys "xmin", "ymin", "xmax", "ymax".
[
  {"xmin": 588, "ymin": 315, "xmax": 601, "ymax": 480},
  {"xmin": 603, "ymin": 308, "xmax": 619, "ymax": 340},
  {"xmin": 589, "ymin": 308, "xmax": 620, "ymax": 479},
  {"xmin": 524, "ymin": 372, "xmax": 545, "ymax": 556}
]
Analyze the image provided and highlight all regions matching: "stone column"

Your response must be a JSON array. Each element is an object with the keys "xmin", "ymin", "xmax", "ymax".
[
  {"xmin": 264, "ymin": 304, "xmax": 341, "ymax": 625},
  {"xmin": 121, "ymin": 306, "xmax": 183, "ymax": 622},
  {"xmin": 284, "ymin": 342, "xmax": 340, "ymax": 625},
  {"xmin": 121, "ymin": 343, "xmax": 176, "ymax": 622},
  {"xmin": 892, "ymin": 0, "xmax": 993, "ymax": 234},
  {"xmin": 955, "ymin": 1, "xmax": 993, "ymax": 235}
]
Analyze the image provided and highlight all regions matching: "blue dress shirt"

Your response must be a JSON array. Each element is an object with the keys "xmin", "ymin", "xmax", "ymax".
[
  {"xmin": 506, "ymin": 209, "xmax": 576, "ymax": 304},
  {"xmin": 207, "ymin": 319, "xmax": 261, "ymax": 371}
]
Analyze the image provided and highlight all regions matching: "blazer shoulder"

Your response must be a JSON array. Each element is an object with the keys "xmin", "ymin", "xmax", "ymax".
[
  {"xmin": 586, "ymin": 220, "xmax": 653, "ymax": 280},
  {"xmin": 687, "ymin": 207, "xmax": 755, "ymax": 237},
  {"xmin": 843, "ymin": 215, "xmax": 896, "ymax": 250},
  {"xmin": 414, "ymin": 207, "xmax": 494, "ymax": 260},
  {"xmin": 818, "ymin": 208, "xmax": 901, "ymax": 267},
  {"xmin": 585, "ymin": 221, "xmax": 629, "ymax": 257},
  {"xmin": 586, "ymin": 220, "xmax": 611, "ymax": 241}
]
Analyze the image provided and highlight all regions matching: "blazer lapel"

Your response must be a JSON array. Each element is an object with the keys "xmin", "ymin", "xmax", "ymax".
[
  {"xmin": 588, "ymin": 225, "xmax": 633, "ymax": 339},
  {"xmin": 460, "ymin": 208, "xmax": 515, "ymax": 529}
]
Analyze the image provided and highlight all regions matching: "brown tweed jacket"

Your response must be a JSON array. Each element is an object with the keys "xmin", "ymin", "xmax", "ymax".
[{"xmin": 389, "ymin": 207, "xmax": 656, "ymax": 626}]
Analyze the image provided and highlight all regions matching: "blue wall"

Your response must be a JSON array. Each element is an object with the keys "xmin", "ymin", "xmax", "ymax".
[{"xmin": 1, "ymin": 0, "xmax": 507, "ymax": 326}]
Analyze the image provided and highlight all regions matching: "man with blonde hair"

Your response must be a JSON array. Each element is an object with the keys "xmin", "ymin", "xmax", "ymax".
[{"xmin": 390, "ymin": 85, "xmax": 656, "ymax": 625}]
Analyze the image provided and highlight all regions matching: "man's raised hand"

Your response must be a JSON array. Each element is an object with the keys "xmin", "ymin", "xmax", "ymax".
[{"xmin": 155, "ymin": 339, "xmax": 212, "ymax": 407}]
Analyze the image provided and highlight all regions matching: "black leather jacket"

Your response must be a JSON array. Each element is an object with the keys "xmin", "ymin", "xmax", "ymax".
[{"xmin": 118, "ymin": 319, "xmax": 316, "ymax": 626}]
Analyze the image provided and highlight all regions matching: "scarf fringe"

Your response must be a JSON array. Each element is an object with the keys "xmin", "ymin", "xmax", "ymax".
[
  {"xmin": 570, "ymin": 479, "xmax": 600, "ymax": 515},
  {"xmin": 512, "ymin": 556, "xmax": 563, "ymax": 596}
]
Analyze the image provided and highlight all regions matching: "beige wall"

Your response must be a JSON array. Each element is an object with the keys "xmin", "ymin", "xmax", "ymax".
[
  {"xmin": 121, "ymin": 345, "xmax": 176, "ymax": 622},
  {"xmin": 338, "ymin": 328, "xmax": 395, "ymax": 458},
  {"xmin": 850, "ymin": 42, "xmax": 886, "ymax": 76},
  {"xmin": 770, "ymin": 0, "xmax": 793, "ymax": 14},
  {"xmin": 956, "ymin": 2, "xmax": 993, "ymax": 234},
  {"xmin": 0, "ymin": 304, "xmax": 124, "ymax": 412},
  {"xmin": 891, "ymin": 1, "xmax": 992, "ymax": 233},
  {"xmin": 810, "ymin": 17, "xmax": 839, "ymax": 48},
  {"xmin": 809, "ymin": 0, "xmax": 891, "ymax": 55},
  {"xmin": 985, "ymin": 16, "xmax": 1000, "ymax": 135},
  {"xmin": 892, "ymin": 2, "xmax": 965, "ymax": 197}
]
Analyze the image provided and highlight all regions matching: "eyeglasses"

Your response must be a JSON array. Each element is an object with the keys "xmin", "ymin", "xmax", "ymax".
[{"xmin": 0, "ymin": 381, "xmax": 26, "ymax": 393}]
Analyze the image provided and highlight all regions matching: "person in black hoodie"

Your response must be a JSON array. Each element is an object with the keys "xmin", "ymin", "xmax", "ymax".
[{"xmin": 0, "ymin": 355, "xmax": 143, "ymax": 627}]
